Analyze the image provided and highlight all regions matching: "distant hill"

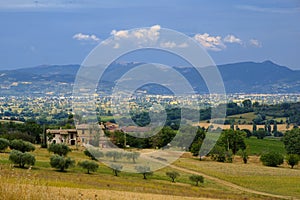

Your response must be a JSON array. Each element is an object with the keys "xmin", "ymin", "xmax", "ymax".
[{"xmin": 0, "ymin": 61, "xmax": 299, "ymax": 96}]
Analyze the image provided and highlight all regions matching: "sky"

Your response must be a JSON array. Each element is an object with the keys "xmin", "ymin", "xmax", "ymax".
[{"xmin": 0, "ymin": 0, "xmax": 299, "ymax": 70}]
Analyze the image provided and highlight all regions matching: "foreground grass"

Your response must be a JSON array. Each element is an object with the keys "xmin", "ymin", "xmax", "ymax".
[
  {"xmin": 0, "ymin": 147, "xmax": 274, "ymax": 200},
  {"xmin": 174, "ymin": 157, "xmax": 300, "ymax": 198}
]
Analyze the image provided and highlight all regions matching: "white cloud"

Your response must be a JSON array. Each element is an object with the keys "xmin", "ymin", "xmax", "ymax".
[
  {"xmin": 223, "ymin": 35, "xmax": 242, "ymax": 44},
  {"xmin": 73, "ymin": 33, "xmax": 100, "ymax": 42},
  {"xmin": 193, "ymin": 33, "xmax": 225, "ymax": 51},
  {"xmin": 110, "ymin": 25, "xmax": 161, "ymax": 47},
  {"xmin": 249, "ymin": 39, "xmax": 262, "ymax": 47},
  {"xmin": 160, "ymin": 41, "xmax": 188, "ymax": 49}
]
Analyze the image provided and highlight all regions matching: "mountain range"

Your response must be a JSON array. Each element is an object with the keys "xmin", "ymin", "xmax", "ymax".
[{"xmin": 0, "ymin": 60, "xmax": 299, "ymax": 96}]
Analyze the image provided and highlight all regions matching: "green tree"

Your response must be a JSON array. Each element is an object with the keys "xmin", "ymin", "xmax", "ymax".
[
  {"xmin": 106, "ymin": 151, "xmax": 122, "ymax": 162},
  {"xmin": 210, "ymin": 145, "xmax": 226, "ymax": 162},
  {"xmin": 238, "ymin": 149, "xmax": 249, "ymax": 164},
  {"xmin": 9, "ymin": 150, "xmax": 35, "ymax": 168},
  {"xmin": 255, "ymin": 128, "xmax": 266, "ymax": 139},
  {"xmin": 189, "ymin": 175, "xmax": 204, "ymax": 186},
  {"xmin": 135, "ymin": 165, "xmax": 153, "ymax": 179},
  {"xmin": 273, "ymin": 121, "xmax": 278, "ymax": 133},
  {"xmin": 166, "ymin": 171, "xmax": 180, "ymax": 182},
  {"xmin": 242, "ymin": 99, "xmax": 252, "ymax": 108},
  {"xmin": 252, "ymin": 123, "xmax": 257, "ymax": 132},
  {"xmin": 9, "ymin": 139, "xmax": 35, "ymax": 153},
  {"xmin": 218, "ymin": 129, "xmax": 246, "ymax": 155},
  {"xmin": 283, "ymin": 128, "xmax": 300, "ymax": 155},
  {"xmin": 48, "ymin": 143, "xmax": 71, "ymax": 156},
  {"xmin": 50, "ymin": 155, "xmax": 75, "ymax": 172},
  {"xmin": 286, "ymin": 154, "xmax": 299, "ymax": 169},
  {"xmin": 260, "ymin": 152, "xmax": 284, "ymax": 167},
  {"xmin": 78, "ymin": 160, "xmax": 99, "ymax": 174},
  {"xmin": 110, "ymin": 164, "xmax": 123, "ymax": 176},
  {"xmin": 0, "ymin": 138, "xmax": 9, "ymax": 152},
  {"xmin": 125, "ymin": 152, "xmax": 140, "ymax": 163}
]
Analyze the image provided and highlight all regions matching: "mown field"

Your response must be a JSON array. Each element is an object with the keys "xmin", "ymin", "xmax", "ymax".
[
  {"xmin": 0, "ymin": 145, "xmax": 295, "ymax": 200},
  {"xmin": 174, "ymin": 157, "xmax": 300, "ymax": 198}
]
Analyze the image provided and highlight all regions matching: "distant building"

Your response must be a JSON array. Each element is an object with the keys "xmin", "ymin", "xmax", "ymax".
[{"xmin": 47, "ymin": 123, "xmax": 107, "ymax": 147}]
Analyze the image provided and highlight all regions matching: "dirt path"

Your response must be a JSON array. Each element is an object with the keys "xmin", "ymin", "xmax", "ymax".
[{"xmin": 169, "ymin": 164, "xmax": 296, "ymax": 200}]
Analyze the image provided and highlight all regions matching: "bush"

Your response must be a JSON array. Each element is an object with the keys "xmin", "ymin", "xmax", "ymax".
[
  {"xmin": 9, "ymin": 139, "xmax": 35, "ymax": 153},
  {"xmin": 260, "ymin": 152, "xmax": 284, "ymax": 167},
  {"xmin": 78, "ymin": 160, "xmax": 99, "ymax": 174},
  {"xmin": 0, "ymin": 138, "xmax": 9, "ymax": 152},
  {"xmin": 286, "ymin": 154, "xmax": 299, "ymax": 169},
  {"xmin": 50, "ymin": 155, "xmax": 75, "ymax": 171},
  {"xmin": 48, "ymin": 143, "xmax": 71, "ymax": 156},
  {"xmin": 189, "ymin": 175, "xmax": 204, "ymax": 186},
  {"xmin": 166, "ymin": 171, "xmax": 180, "ymax": 182},
  {"xmin": 9, "ymin": 150, "xmax": 35, "ymax": 168}
]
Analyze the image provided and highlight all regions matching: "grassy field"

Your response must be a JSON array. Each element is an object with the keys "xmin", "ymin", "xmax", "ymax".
[
  {"xmin": 174, "ymin": 157, "xmax": 300, "ymax": 198},
  {"xmin": 245, "ymin": 137, "xmax": 286, "ymax": 155},
  {"xmin": 0, "ymin": 146, "xmax": 275, "ymax": 200}
]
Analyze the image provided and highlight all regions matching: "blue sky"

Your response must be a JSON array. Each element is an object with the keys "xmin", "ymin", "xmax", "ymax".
[{"xmin": 0, "ymin": 0, "xmax": 299, "ymax": 70}]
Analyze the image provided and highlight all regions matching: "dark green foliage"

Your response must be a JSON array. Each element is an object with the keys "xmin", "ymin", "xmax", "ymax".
[
  {"xmin": 48, "ymin": 143, "xmax": 71, "ymax": 156},
  {"xmin": 166, "ymin": 171, "xmax": 180, "ymax": 182},
  {"xmin": 286, "ymin": 154, "xmax": 299, "ymax": 169},
  {"xmin": 9, "ymin": 139, "xmax": 35, "ymax": 153},
  {"xmin": 50, "ymin": 155, "xmax": 75, "ymax": 171},
  {"xmin": 0, "ymin": 138, "xmax": 9, "ymax": 152},
  {"xmin": 189, "ymin": 175, "xmax": 204, "ymax": 186},
  {"xmin": 283, "ymin": 128, "xmax": 300, "ymax": 155},
  {"xmin": 238, "ymin": 149, "xmax": 249, "ymax": 164},
  {"xmin": 135, "ymin": 165, "xmax": 153, "ymax": 179},
  {"xmin": 218, "ymin": 129, "xmax": 246, "ymax": 155},
  {"xmin": 9, "ymin": 150, "xmax": 35, "ymax": 168},
  {"xmin": 78, "ymin": 160, "xmax": 99, "ymax": 174},
  {"xmin": 253, "ymin": 129, "xmax": 267, "ymax": 139},
  {"xmin": 110, "ymin": 164, "xmax": 123, "ymax": 176},
  {"xmin": 260, "ymin": 152, "xmax": 284, "ymax": 167},
  {"xmin": 210, "ymin": 145, "xmax": 226, "ymax": 162}
]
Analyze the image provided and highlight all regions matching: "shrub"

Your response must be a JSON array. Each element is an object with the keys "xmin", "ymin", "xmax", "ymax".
[
  {"xmin": 286, "ymin": 154, "xmax": 299, "ymax": 169},
  {"xmin": 84, "ymin": 148, "xmax": 104, "ymax": 161},
  {"xmin": 0, "ymin": 138, "xmax": 9, "ymax": 152},
  {"xmin": 166, "ymin": 171, "xmax": 180, "ymax": 182},
  {"xmin": 189, "ymin": 175, "xmax": 204, "ymax": 186},
  {"xmin": 50, "ymin": 155, "xmax": 75, "ymax": 171},
  {"xmin": 9, "ymin": 139, "xmax": 35, "ymax": 153},
  {"xmin": 9, "ymin": 150, "xmax": 35, "ymax": 168},
  {"xmin": 48, "ymin": 143, "xmax": 71, "ymax": 156},
  {"xmin": 78, "ymin": 160, "xmax": 99, "ymax": 174},
  {"xmin": 260, "ymin": 152, "xmax": 284, "ymax": 167}
]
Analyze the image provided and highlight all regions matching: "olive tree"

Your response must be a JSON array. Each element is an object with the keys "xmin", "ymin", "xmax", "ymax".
[
  {"xmin": 50, "ymin": 155, "xmax": 75, "ymax": 172},
  {"xmin": 48, "ymin": 143, "xmax": 71, "ymax": 156},
  {"xmin": 166, "ymin": 171, "xmax": 180, "ymax": 182},
  {"xmin": 189, "ymin": 175, "xmax": 204, "ymax": 186},
  {"xmin": 0, "ymin": 138, "xmax": 9, "ymax": 152},
  {"xmin": 78, "ymin": 160, "xmax": 99, "ymax": 174},
  {"xmin": 9, "ymin": 150, "xmax": 35, "ymax": 168},
  {"xmin": 9, "ymin": 139, "xmax": 35, "ymax": 153},
  {"xmin": 110, "ymin": 163, "xmax": 123, "ymax": 176},
  {"xmin": 135, "ymin": 165, "xmax": 153, "ymax": 179}
]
